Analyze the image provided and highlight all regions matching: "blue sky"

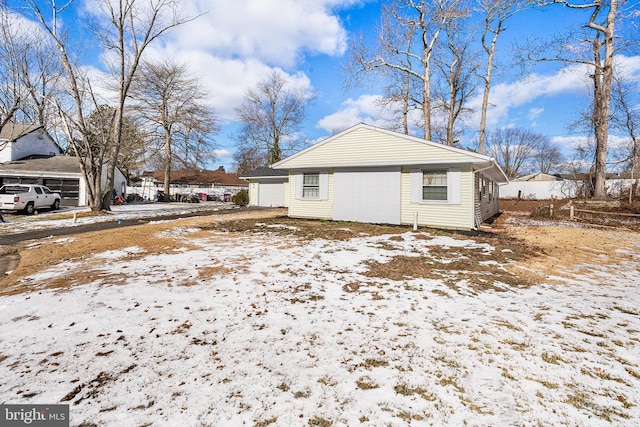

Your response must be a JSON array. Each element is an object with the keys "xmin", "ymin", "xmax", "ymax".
[{"xmin": 10, "ymin": 0, "xmax": 640, "ymax": 172}]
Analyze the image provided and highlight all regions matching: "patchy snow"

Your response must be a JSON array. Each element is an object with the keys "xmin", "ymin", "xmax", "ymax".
[
  {"xmin": 1, "ymin": 222, "xmax": 639, "ymax": 426},
  {"xmin": 0, "ymin": 201, "xmax": 237, "ymax": 235}
]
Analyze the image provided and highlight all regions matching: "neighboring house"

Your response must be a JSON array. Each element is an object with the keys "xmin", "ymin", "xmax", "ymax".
[
  {"xmin": 0, "ymin": 156, "xmax": 127, "ymax": 207},
  {"xmin": 127, "ymin": 169, "xmax": 249, "ymax": 200},
  {"xmin": 242, "ymin": 166, "xmax": 289, "ymax": 207},
  {"xmin": 0, "ymin": 123, "xmax": 61, "ymax": 163},
  {"xmin": 272, "ymin": 123, "xmax": 508, "ymax": 230},
  {"xmin": 151, "ymin": 169, "xmax": 248, "ymax": 191},
  {"xmin": 514, "ymin": 172, "xmax": 563, "ymax": 182},
  {"xmin": 502, "ymin": 172, "xmax": 638, "ymax": 200}
]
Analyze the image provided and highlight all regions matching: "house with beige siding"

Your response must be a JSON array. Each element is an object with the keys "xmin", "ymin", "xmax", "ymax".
[
  {"xmin": 272, "ymin": 123, "xmax": 508, "ymax": 230},
  {"xmin": 242, "ymin": 166, "xmax": 289, "ymax": 207}
]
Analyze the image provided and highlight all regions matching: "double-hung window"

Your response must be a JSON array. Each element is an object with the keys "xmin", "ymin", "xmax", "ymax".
[
  {"xmin": 422, "ymin": 170, "xmax": 448, "ymax": 201},
  {"xmin": 302, "ymin": 173, "xmax": 320, "ymax": 199}
]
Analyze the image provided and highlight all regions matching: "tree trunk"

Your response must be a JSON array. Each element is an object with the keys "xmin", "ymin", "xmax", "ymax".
[
  {"xmin": 163, "ymin": 127, "xmax": 171, "ymax": 202},
  {"xmin": 590, "ymin": 2, "xmax": 616, "ymax": 200}
]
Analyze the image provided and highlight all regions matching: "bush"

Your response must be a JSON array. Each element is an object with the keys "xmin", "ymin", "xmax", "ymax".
[{"xmin": 232, "ymin": 190, "xmax": 249, "ymax": 206}]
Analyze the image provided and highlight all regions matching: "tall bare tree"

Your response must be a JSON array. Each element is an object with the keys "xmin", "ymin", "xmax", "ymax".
[
  {"xmin": 348, "ymin": 0, "xmax": 461, "ymax": 141},
  {"xmin": 130, "ymin": 60, "xmax": 218, "ymax": 201},
  {"xmin": 535, "ymin": 0, "xmax": 620, "ymax": 199},
  {"xmin": 0, "ymin": 6, "xmax": 61, "ymax": 141},
  {"xmin": 433, "ymin": 8, "xmax": 477, "ymax": 146},
  {"xmin": 20, "ymin": 0, "xmax": 193, "ymax": 210},
  {"xmin": 236, "ymin": 70, "xmax": 315, "ymax": 165},
  {"xmin": 91, "ymin": 0, "xmax": 196, "ymax": 209},
  {"xmin": 476, "ymin": 0, "xmax": 530, "ymax": 154}
]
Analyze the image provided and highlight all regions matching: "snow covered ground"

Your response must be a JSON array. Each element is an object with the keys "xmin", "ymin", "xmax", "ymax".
[
  {"xmin": 0, "ymin": 201, "xmax": 236, "ymax": 234},
  {"xmin": 0, "ymin": 213, "xmax": 639, "ymax": 426}
]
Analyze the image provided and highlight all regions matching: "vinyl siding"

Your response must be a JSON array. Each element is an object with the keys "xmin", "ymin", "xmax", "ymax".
[
  {"xmin": 477, "ymin": 174, "xmax": 500, "ymax": 221},
  {"xmin": 400, "ymin": 166, "xmax": 475, "ymax": 229},
  {"xmin": 279, "ymin": 126, "xmax": 474, "ymax": 168},
  {"xmin": 287, "ymin": 171, "xmax": 333, "ymax": 220}
]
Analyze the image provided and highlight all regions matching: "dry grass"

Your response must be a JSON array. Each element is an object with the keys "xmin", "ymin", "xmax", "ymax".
[{"xmin": 2, "ymin": 211, "xmax": 639, "ymax": 298}]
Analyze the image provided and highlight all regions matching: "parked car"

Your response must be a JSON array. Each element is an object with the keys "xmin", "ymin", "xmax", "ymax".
[
  {"xmin": 186, "ymin": 194, "xmax": 200, "ymax": 203},
  {"xmin": 0, "ymin": 184, "xmax": 62, "ymax": 214}
]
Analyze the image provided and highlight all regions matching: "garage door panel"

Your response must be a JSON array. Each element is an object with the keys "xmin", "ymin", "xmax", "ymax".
[
  {"xmin": 333, "ymin": 168, "xmax": 401, "ymax": 225},
  {"xmin": 258, "ymin": 182, "xmax": 285, "ymax": 207}
]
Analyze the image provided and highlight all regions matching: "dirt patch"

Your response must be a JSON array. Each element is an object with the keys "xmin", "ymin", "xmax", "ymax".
[
  {"xmin": 1, "ymin": 208, "xmax": 638, "ymax": 295},
  {"xmin": 499, "ymin": 198, "xmax": 640, "ymax": 230},
  {"xmin": 0, "ymin": 209, "xmax": 286, "ymax": 295},
  {"xmin": 503, "ymin": 225, "xmax": 639, "ymax": 284}
]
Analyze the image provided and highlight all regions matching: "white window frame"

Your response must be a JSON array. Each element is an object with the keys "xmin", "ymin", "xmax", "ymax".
[
  {"xmin": 421, "ymin": 169, "xmax": 448, "ymax": 201},
  {"xmin": 295, "ymin": 171, "xmax": 328, "ymax": 200},
  {"xmin": 302, "ymin": 173, "xmax": 320, "ymax": 199},
  {"xmin": 410, "ymin": 167, "xmax": 461, "ymax": 205}
]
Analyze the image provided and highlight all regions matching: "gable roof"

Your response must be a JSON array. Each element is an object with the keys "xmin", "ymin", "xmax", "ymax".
[
  {"xmin": 0, "ymin": 156, "xmax": 82, "ymax": 175},
  {"xmin": 514, "ymin": 172, "xmax": 563, "ymax": 182},
  {"xmin": 273, "ymin": 123, "xmax": 508, "ymax": 183},
  {"xmin": 152, "ymin": 169, "xmax": 249, "ymax": 186},
  {"xmin": 0, "ymin": 123, "xmax": 42, "ymax": 141}
]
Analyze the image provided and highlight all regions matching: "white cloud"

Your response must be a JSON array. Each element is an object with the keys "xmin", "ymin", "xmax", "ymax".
[
  {"xmin": 132, "ymin": 0, "xmax": 358, "ymax": 121},
  {"xmin": 528, "ymin": 107, "xmax": 544, "ymax": 121},
  {"xmin": 464, "ymin": 63, "xmax": 591, "ymax": 130},
  {"xmin": 213, "ymin": 149, "xmax": 233, "ymax": 159},
  {"xmin": 316, "ymin": 94, "xmax": 399, "ymax": 133},
  {"xmin": 552, "ymin": 134, "xmax": 631, "ymax": 152},
  {"xmin": 163, "ymin": 0, "xmax": 354, "ymax": 68}
]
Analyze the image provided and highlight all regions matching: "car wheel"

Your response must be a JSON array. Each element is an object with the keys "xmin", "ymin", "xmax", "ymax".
[
  {"xmin": 24, "ymin": 202, "xmax": 35, "ymax": 215},
  {"xmin": 51, "ymin": 199, "xmax": 60, "ymax": 210}
]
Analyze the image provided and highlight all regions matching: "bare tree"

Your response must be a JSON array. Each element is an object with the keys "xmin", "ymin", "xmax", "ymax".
[
  {"xmin": 534, "ymin": 0, "xmax": 621, "ymax": 199},
  {"xmin": 532, "ymin": 136, "xmax": 564, "ymax": 174},
  {"xmin": 91, "ymin": 0, "xmax": 197, "ymax": 209},
  {"xmin": 347, "ymin": 0, "xmax": 461, "ymax": 141},
  {"xmin": 486, "ymin": 128, "xmax": 548, "ymax": 179},
  {"xmin": 233, "ymin": 145, "xmax": 268, "ymax": 175},
  {"xmin": 236, "ymin": 70, "xmax": 315, "ymax": 165},
  {"xmin": 611, "ymin": 71, "xmax": 639, "ymax": 201},
  {"xmin": 0, "ymin": 6, "xmax": 62, "ymax": 144},
  {"xmin": 433, "ymin": 8, "xmax": 477, "ymax": 146},
  {"xmin": 20, "ymin": 0, "xmax": 194, "ymax": 211},
  {"xmin": 130, "ymin": 60, "xmax": 218, "ymax": 201},
  {"xmin": 476, "ymin": 0, "xmax": 530, "ymax": 153}
]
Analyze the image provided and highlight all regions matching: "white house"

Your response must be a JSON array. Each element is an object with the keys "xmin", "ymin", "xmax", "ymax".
[
  {"xmin": 0, "ymin": 124, "xmax": 126, "ymax": 206},
  {"xmin": 0, "ymin": 123, "xmax": 61, "ymax": 163},
  {"xmin": 272, "ymin": 123, "xmax": 508, "ymax": 230},
  {"xmin": 242, "ymin": 166, "xmax": 290, "ymax": 207}
]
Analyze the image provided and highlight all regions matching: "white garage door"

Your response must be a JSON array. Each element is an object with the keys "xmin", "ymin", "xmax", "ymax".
[
  {"xmin": 258, "ymin": 181, "xmax": 285, "ymax": 207},
  {"xmin": 333, "ymin": 167, "xmax": 401, "ymax": 225}
]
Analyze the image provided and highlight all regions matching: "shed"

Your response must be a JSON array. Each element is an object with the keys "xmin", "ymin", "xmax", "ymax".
[
  {"xmin": 272, "ymin": 123, "xmax": 508, "ymax": 229},
  {"xmin": 242, "ymin": 166, "xmax": 290, "ymax": 207}
]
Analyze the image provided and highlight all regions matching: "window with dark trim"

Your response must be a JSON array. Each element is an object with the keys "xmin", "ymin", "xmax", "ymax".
[{"xmin": 422, "ymin": 170, "xmax": 447, "ymax": 201}]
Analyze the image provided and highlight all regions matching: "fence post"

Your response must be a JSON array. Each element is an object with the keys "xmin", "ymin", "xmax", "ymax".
[
  {"xmin": 570, "ymin": 205, "xmax": 574, "ymax": 220},
  {"xmin": 549, "ymin": 203, "xmax": 554, "ymax": 217}
]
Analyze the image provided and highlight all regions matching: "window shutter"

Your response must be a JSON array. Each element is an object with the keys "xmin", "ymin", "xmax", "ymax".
[
  {"xmin": 410, "ymin": 169, "xmax": 422, "ymax": 203},
  {"xmin": 448, "ymin": 168, "xmax": 461, "ymax": 204},
  {"xmin": 319, "ymin": 171, "xmax": 329, "ymax": 200},
  {"xmin": 295, "ymin": 172, "xmax": 303, "ymax": 199}
]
